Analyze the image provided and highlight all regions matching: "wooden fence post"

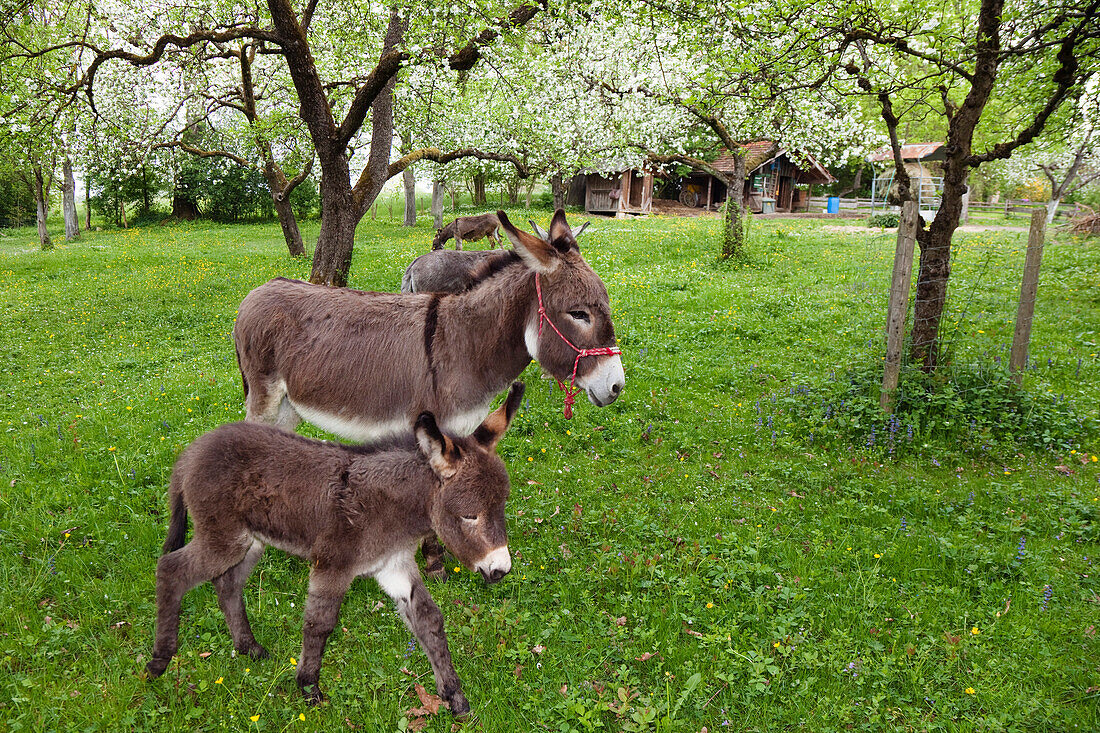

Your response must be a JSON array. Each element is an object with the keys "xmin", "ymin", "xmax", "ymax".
[
  {"xmin": 881, "ymin": 200, "xmax": 919, "ymax": 413},
  {"xmin": 1009, "ymin": 210, "xmax": 1048, "ymax": 384}
]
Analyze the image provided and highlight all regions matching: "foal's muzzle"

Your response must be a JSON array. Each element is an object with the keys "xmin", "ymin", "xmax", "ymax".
[{"xmin": 474, "ymin": 546, "xmax": 512, "ymax": 585}]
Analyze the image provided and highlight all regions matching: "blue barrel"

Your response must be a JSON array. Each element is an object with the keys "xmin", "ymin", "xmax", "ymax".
[{"xmin": 827, "ymin": 196, "xmax": 840, "ymax": 214}]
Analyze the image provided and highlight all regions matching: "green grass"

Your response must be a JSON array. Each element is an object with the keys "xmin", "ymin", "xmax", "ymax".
[{"xmin": 0, "ymin": 212, "xmax": 1097, "ymax": 732}]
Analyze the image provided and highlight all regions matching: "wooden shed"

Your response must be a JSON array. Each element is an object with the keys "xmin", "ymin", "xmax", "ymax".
[
  {"xmin": 578, "ymin": 170, "xmax": 654, "ymax": 215},
  {"xmin": 677, "ymin": 141, "xmax": 836, "ymax": 213}
]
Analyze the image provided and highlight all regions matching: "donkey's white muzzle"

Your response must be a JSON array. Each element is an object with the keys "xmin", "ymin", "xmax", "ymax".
[
  {"xmin": 475, "ymin": 546, "xmax": 512, "ymax": 584},
  {"xmin": 578, "ymin": 354, "xmax": 625, "ymax": 407}
]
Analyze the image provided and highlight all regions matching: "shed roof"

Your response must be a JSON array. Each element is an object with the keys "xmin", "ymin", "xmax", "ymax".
[
  {"xmin": 710, "ymin": 141, "xmax": 836, "ymax": 184},
  {"xmin": 867, "ymin": 143, "xmax": 945, "ymax": 163}
]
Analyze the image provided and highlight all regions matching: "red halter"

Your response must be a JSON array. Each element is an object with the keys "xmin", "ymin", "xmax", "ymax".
[{"xmin": 534, "ymin": 272, "xmax": 622, "ymax": 419}]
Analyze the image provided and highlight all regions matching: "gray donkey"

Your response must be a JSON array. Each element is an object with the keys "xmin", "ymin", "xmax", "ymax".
[
  {"xmin": 403, "ymin": 220, "xmax": 590, "ymax": 294},
  {"xmin": 145, "ymin": 382, "xmax": 525, "ymax": 714},
  {"xmin": 431, "ymin": 212, "xmax": 501, "ymax": 250}
]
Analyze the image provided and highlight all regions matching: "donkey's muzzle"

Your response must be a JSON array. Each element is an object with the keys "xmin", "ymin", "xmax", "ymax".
[
  {"xmin": 475, "ymin": 546, "xmax": 511, "ymax": 584},
  {"xmin": 581, "ymin": 353, "xmax": 626, "ymax": 407}
]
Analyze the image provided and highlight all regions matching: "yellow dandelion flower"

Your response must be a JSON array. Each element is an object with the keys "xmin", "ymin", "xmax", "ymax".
[
  {"xmin": 706, "ymin": 602, "xmax": 714, "ymax": 608},
  {"xmin": 965, "ymin": 687, "xmax": 975, "ymax": 694},
  {"xmin": 215, "ymin": 677, "xmax": 223, "ymax": 684},
  {"xmin": 971, "ymin": 627, "xmax": 980, "ymax": 635},
  {"xmin": 250, "ymin": 715, "xmax": 260, "ymax": 722},
  {"xmin": 299, "ymin": 713, "xmax": 306, "ymax": 721}
]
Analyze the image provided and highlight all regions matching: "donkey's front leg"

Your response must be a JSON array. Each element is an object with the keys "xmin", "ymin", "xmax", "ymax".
[
  {"xmin": 421, "ymin": 534, "xmax": 447, "ymax": 582},
  {"xmin": 377, "ymin": 557, "xmax": 469, "ymax": 716},
  {"xmin": 297, "ymin": 568, "xmax": 354, "ymax": 705}
]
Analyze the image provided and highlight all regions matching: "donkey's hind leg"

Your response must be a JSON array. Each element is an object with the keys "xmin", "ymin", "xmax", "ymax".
[
  {"xmin": 147, "ymin": 539, "xmax": 249, "ymax": 678},
  {"xmin": 421, "ymin": 534, "xmax": 447, "ymax": 582},
  {"xmin": 212, "ymin": 539, "xmax": 268, "ymax": 660},
  {"xmin": 244, "ymin": 376, "xmax": 285, "ymax": 424}
]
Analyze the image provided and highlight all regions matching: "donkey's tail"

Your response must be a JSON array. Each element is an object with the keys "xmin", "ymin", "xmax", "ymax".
[
  {"xmin": 235, "ymin": 343, "xmax": 249, "ymax": 399},
  {"xmin": 162, "ymin": 474, "xmax": 189, "ymax": 555}
]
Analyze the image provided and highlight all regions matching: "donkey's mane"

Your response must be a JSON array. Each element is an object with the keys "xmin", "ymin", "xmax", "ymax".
[{"xmin": 452, "ymin": 249, "xmax": 523, "ymax": 294}]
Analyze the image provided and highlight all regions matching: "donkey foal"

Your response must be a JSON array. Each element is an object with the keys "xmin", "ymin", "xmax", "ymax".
[{"xmin": 146, "ymin": 383, "xmax": 525, "ymax": 713}]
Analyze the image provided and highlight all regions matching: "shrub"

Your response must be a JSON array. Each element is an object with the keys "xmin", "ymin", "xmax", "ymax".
[
  {"xmin": 0, "ymin": 169, "xmax": 33, "ymax": 228},
  {"xmin": 757, "ymin": 360, "xmax": 1096, "ymax": 456},
  {"xmin": 867, "ymin": 213, "xmax": 900, "ymax": 228}
]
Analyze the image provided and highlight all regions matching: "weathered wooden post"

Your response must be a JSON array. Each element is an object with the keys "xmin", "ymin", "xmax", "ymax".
[
  {"xmin": 881, "ymin": 201, "xmax": 919, "ymax": 412},
  {"xmin": 1009, "ymin": 210, "xmax": 1048, "ymax": 384}
]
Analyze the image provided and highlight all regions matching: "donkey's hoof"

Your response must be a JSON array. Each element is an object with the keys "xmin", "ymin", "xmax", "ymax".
[
  {"xmin": 145, "ymin": 657, "xmax": 170, "ymax": 679},
  {"xmin": 425, "ymin": 566, "xmax": 448, "ymax": 582},
  {"xmin": 448, "ymin": 691, "xmax": 470, "ymax": 717},
  {"xmin": 300, "ymin": 683, "xmax": 326, "ymax": 707},
  {"xmin": 243, "ymin": 644, "xmax": 269, "ymax": 660}
]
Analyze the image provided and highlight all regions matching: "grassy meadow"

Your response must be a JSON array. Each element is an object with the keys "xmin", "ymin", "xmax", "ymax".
[{"xmin": 0, "ymin": 210, "xmax": 1097, "ymax": 732}]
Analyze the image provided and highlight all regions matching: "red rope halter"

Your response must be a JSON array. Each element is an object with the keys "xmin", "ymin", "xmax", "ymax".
[{"xmin": 534, "ymin": 272, "xmax": 622, "ymax": 419}]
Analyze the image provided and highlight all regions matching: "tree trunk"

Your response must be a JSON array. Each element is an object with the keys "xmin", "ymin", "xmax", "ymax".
[
  {"xmin": 525, "ymin": 180, "xmax": 534, "ymax": 209},
  {"xmin": 472, "ymin": 172, "xmax": 487, "ymax": 206},
  {"xmin": 551, "ymin": 173, "xmax": 564, "ymax": 211},
  {"xmin": 273, "ymin": 192, "xmax": 306, "ymax": 257},
  {"xmin": 172, "ymin": 194, "xmax": 200, "ymax": 220},
  {"xmin": 403, "ymin": 164, "xmax": 417, "ymax": 226},
  {"xmin": 121, "ymin": 200, "xmax": 129, "ymax": 228},
  {"xmin": 84, "ymin": 172, "xmax": 92, "ymax": 230},
  {"xmin": 719, "ymin": 160, "xmax": 747, "ymax": 258},
  {"xmin": 33, "ymin": 166, "xmax": 53, "ymax": 250},
  {"xmin": 431, "ymin": 179, "xmax": 445, "ymax": 229},
  {"xmin": 62, "ymin": 156, "xmax": 79, "ymax": 241},
  {"xmin": 910, "ymin": 169, "xmax": 966, "ymax": 370},
  {"xmin": 1045, "ymin": 198, "xmax": 1060, "ymax": 225},
  {"xmin": 310, "ymin": 153, "xmax": 359, "ymax": 286}
]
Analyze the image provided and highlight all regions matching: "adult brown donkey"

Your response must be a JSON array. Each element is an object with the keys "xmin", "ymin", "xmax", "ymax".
[
  {"xmin": 234, "ymin": 209, "xmax": 623, "ymax": 438},
  {"xmin": 146, "ymin": 383, "xmax": 525, "ymax": 714}
]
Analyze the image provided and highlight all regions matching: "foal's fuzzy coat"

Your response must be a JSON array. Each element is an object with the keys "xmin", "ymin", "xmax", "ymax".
[{"xmin": 146, "ymin": 383, "xmax": 525, "ymax": 714}]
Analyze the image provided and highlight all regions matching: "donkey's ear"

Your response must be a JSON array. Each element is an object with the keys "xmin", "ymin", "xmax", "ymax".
[
  {"xmin": 498, "ymin": 211, "xmax": 560, "ymax": 273},
  {"xmin": 473, "ymin": 381, "xmax": 526, "ymax": 449},
  {"xmin": 415, "ymin": 412, "xmax": 459, "ymax": 478},
  {"xmin": 547, "ymin": 209, "xmax": 581, "ymax": 254}
]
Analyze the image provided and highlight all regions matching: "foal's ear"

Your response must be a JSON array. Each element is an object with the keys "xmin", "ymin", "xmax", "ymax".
[
  {"xmin": 547, "ymin": 209, "xmax": 581, "ymax": 254},
  {"xmin": 473, "ymin": 381, "xmax": 526, "ymax": 450},
  {"xmin": 415, "ymin": 412, "xmax": 458, "ymax": 478},
  {"xmin": 497, "ymin": 211, "xmax": 560, "ymax": 273}
]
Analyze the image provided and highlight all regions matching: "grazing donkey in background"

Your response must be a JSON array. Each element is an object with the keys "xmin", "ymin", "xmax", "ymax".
[
  {"xmin": 431, "ymin": 212, "xmax": 501, "ymax": 250},
  {"xmin": 146, "ymin": 383, "xmax": 525, "ymax": 715},
  {"xmin": 402, "ymin": 219, "xmax": 591, "ymax": 294}
]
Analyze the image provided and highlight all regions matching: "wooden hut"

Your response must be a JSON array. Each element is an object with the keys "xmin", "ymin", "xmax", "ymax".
[
  {"xmin": 676, "ymin": 141, "xmax": 836, "ymax": 213},
  {"xmin": 576, "ymin": 169, "xmax": 655, "ymax": 216}
]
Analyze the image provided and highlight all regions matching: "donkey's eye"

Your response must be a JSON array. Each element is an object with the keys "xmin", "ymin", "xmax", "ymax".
[{"xmin": 568, "ymin": 310, "xmax": 590, "ymax": 324}]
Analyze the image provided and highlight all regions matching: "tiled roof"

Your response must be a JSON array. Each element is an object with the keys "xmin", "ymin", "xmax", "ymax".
[
  {"xmin": 867, "ymin": 143, "xmax": 945, "ymax": 162},
  {"xmin": 710, "ymin": 141, "xmax": 835, "ymax": 184}
]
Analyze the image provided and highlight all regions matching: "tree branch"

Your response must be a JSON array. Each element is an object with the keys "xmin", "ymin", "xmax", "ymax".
[
  {"xmin": 152, "ymin": 140, "xmax": 255, "ymax": 169},
  {"xmin": 386, "ymin": 147, "xmax": 530, "ymax": 179},
  {"xmin": 82, "ymin": 26, "xmax": 281, "ymax": 114}
]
